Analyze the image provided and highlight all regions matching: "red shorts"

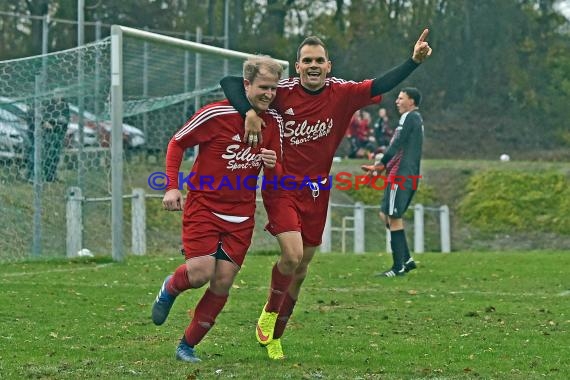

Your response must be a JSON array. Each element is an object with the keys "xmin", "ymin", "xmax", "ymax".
[
  {"xmin": 262, "ymin": 185, "xmax": 330, "ymax": 247},
  {"xmin": 182, "ymin": 197, "xmax": 254, "ymax": 267}
]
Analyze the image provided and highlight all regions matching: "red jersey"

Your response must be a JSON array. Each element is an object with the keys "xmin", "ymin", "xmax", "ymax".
[
  {"xmin": 165, "ymin": 100, "xmax": 282, "ymax": 217},
  {"xmin": 273, "ymin": 77, "xmax": 380, "ymax": 180}
]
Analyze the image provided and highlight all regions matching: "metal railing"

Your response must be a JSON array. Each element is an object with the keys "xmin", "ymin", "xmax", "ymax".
[
  {"xmin": 320, "ymin": 201, "xmax": 451, "ymax": 254},
  {"xmin": 66, "ymin": 188, "xmax": 450, "ymax": 257}
]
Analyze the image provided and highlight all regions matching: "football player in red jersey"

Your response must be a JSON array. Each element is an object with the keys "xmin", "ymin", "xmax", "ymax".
[
  {"xmin": 220, "ymin": 29, "xmax": 432, "ymax": 359},
  {"xmin": 151, "ymin": 56, "xmax": 284, "ymax": 363}
]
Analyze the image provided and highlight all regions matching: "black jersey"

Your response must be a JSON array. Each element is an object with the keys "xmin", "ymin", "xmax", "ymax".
[{"xmin": 381, "ymin": 109, "xmax": 423, "ymax": 182}]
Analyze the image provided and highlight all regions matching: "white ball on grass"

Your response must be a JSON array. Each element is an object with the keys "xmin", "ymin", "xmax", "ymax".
[
  {"xmin": 77, "ymin": 248, "xmax": 93, "ymax": 257},
  {"xmin": 500, "ymin": 154, "xmax": 510, "ymax": 162}
]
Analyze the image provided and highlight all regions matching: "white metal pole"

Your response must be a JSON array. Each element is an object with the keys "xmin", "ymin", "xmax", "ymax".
[
  {"xmin": 353, "ymin": 202, "xmax": 365, "ymax": 253},
  {"xmin": 77, "ymin": 0, "xmax": 85, "ymax": 191},
  {"xmin": 131, "ymin": 188, "xmax": 146, "ymax": 256},
  {"xmin": 193, "ymin": 27, "xmax": 202, "ymax": 158},
  {"xmin": 184, "ymin": 31, "xmax": 191, "ymax": 123},
  {"xmin": 42, "ymin": 14, "xmax": 49, "ymax": 55},
  {"xmin": 77, "ymin": 0, "xmax": 84, "ymax": 46},
  {"xmin": 32, "ymin": 75, "xmax": 43, "ymax": 258},
  {"xmin": 440, "ymin": 205, "xmax": 451, "ymax": 253},
  {"xmin": 414, "ymin": 203, "xmax": 425, "ymax": 253},
  {"xmin": 111, "ymin": 26, "xmax": 124, "ymax": 262},
  {"xmin": 41, "ymin": 14, "xmax": 49, "ymax": 90},
  {"xmin": 66, "ymin": 187, "xmax": 83, "ymax": 257},
  {"xmin": 143, "ymin": 30, "xmax": 149, "ymax": 146},
  {"xmin": 94, "ymin": 20, "xmax": 101, "ymax": 127},
  {"xmin": 321, "ymin": 200, "xmax": 332, "ymax": 253},
  {"xmin": 224, "ymin": 0, "xmax": 229, "ymax": 75}
]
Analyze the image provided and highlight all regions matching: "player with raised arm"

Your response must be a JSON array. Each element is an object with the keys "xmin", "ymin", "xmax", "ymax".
[
  {"xmin": 219, "ymin": 30, "xmax": 432, "ymax": 360},
  {"xmin": 151, "ymin": 56, "xmax": 283, "ymax": 363}
]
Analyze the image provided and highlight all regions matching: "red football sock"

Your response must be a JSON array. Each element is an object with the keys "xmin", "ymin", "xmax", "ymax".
[
  {"xmin": 273, "ymin": 292, "xmax": 296, "ymax": 339},
  {"xmin": 167, "ymin": 264, "xmax": 191, "ymax": 296},
  {"xmin": 184, "ymin": 288, "xmax": 228, "ymax": 347},
  {"xmin": 265, "ymin": 263, "xmax": 293, "ymax": 312}
]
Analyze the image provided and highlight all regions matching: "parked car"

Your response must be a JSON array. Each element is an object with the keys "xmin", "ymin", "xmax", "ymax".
[
  {"xmin": 0, "ymin": 105, "xmax": 28, "ymax": 160},
  {"xmin": 63, "ymin": 122, "xmax": 99, "ymax": 148},
  {"xmin": 67, "ymin": 104, "xmax": 145, "ymax": 149},
  {"xmin": 0, "ymin": 97, "xmax": 145, "ymax": 153},
  {"xmin": 0, "ymin": 121, "xmax": 25, "ymax": 160}
]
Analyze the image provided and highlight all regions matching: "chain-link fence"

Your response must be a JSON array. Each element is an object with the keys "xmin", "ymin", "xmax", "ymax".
[
  {"xmin": 1, "ymin": 40, "xmax": 112, "ymax": 260},
  {"xmin": 0, "ymin": 27, "xmax": 291, "ymax": 262}
]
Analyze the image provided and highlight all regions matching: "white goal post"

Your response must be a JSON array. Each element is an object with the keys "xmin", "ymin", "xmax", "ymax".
[{"xmin": 108, "ymin": 25, "xmax": 290, "ymax": 261}]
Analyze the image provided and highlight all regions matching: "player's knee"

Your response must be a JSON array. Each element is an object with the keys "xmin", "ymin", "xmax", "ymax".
[
  {"xmin": 280, "ymin": 247, "xmax": 303, "ymax": 271},
  {"xmin": 188, "ymin": 273, "xmax": 211, "ymax": 288},
  {"xmin": 389, "ymin": 217, "xmax": 404, "ymax": 230},
  {"xmin": 279, "ymin": 254, "xmax": 302, "ymax": 272}
]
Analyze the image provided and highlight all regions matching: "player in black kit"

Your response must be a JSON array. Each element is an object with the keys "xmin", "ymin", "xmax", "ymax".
[{"xmin": 362, "ymin": 87, "xmax": 424, "ymax": 277}]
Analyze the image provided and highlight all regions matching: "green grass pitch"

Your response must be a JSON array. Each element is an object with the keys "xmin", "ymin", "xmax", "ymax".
[{"xmin": 0, "ymin": 250, "xmax": 568, "ymax": 379}]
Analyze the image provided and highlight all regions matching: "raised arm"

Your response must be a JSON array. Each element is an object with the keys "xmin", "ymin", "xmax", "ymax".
[
  {"xmin": 371, "ymin": 29, "xmax": 432, "ymax": 97},
  {"xmin": 219, "ymin": 76, "xmax": 265, "ymax": 147},
  {"xmin": 371, "ymin": 58, "xmax": 419, "ymax": 96}
]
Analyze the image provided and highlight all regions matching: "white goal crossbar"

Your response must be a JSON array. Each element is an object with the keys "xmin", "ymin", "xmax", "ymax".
[{"xmin": 109, "ymin": 25, "xmax": 290, "ymax": 261}]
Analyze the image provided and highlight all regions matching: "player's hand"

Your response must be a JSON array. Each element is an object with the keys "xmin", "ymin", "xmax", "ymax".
[
  {"xmin": 162, "ymin": 189, "xmax": 182, "ymax": 211},
  {"xmin": 360, "ymin": 163, "xmax": 385, "ymax": 177},
  {"xmin": 412, "ymin": 28, "xmax": 433, "ymax": 64},
  {"xmin": 260, "ymin": 148, "xmax": 277, "ymax": 169},
  {"xmin": 244, "ymin": 109, "xmax": 265, "ymax": 147}
]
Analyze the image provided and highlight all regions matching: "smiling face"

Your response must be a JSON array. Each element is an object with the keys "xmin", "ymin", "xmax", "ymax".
[
  {"xmin": 295, "ymin": 44, "xmax": 331, "ymax": 91},
  {"xmin": 244, "ymin": 67, "xmax": 279, "ymax": 113}
]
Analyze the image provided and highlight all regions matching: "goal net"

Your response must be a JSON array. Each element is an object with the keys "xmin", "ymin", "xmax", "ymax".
[{"xmin": 0, "ymin": 26, "xmax": 289, "ymax": 262}]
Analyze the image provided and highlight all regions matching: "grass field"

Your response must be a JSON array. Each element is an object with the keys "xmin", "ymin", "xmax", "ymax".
[{"xmin": 1, "ymin": 250, "xmax": 569, "ymax": 379}]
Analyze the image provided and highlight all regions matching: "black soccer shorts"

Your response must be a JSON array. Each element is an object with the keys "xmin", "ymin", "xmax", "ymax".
[{"xmin": 380, "ymin": 180, "xmax": 417, "ymax": 218}]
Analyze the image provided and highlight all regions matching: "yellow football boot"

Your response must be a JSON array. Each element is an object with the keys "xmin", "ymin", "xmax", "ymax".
[{"xmin": 255, "ymin": 303, "xmax": 278, "ymax": 345}]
